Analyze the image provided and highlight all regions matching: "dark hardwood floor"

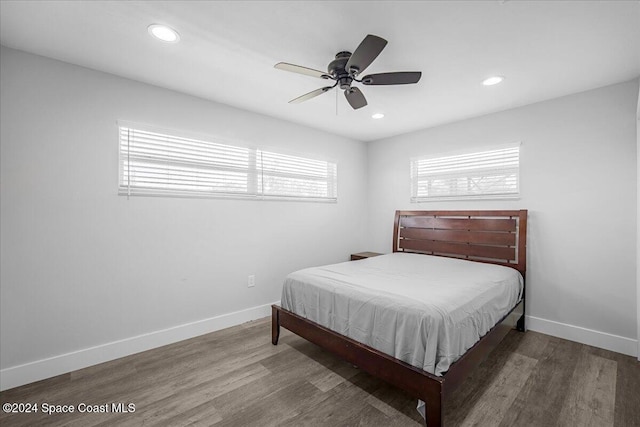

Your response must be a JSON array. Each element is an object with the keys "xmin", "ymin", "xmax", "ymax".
[{"xmin": 1, "ymin": 317, "xmax": 638, "ymax": 426}]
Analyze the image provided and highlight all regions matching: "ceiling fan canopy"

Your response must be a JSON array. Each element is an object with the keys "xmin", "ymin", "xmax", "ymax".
[{"xmin": 275, "ymin": 34, "xmax": 422, "ymax": 110}]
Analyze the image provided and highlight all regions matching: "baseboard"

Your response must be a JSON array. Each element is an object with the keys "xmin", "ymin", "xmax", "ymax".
[
  {"xmin": 3, "ymin": 308, "xmax": 635, "ymax": 391},
  {"xmin": 0, "ymin": 301, "xmax": 279, "ymax": 391},
  {"xmin": 526, "ymin": 315, "xmax": 638, "ymax": 357}
]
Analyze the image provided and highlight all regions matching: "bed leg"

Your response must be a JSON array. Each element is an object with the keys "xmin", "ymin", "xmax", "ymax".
[
  {"xmin": 272, "ymin": 306, "xmax": 280, "ymax": 345},
  {"xmin": 425, "ymin": 398, "xmax": 442, "ymax": 427},
  {"xmin": 517, "ymin": 314, "xmax": 526, "ymax": 332}
]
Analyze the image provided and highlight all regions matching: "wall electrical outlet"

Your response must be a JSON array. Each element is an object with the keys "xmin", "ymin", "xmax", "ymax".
[{"xmin": 248, "ymin": 275, "xmax": 255, "ymax": 288}]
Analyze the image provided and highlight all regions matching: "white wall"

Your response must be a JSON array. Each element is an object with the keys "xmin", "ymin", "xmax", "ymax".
[
  {"xmin": 0, "ymin": 46, "xmax": 367, "ymax": 389},
  {"xmin": 368, "ymin": 80, "xmax": 639, "ymax": 356}
]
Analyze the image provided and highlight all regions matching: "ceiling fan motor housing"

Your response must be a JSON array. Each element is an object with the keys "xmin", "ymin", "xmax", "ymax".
[{"xmin": 328, "ymin": 51, "xmax": 354, "ymax": 89}]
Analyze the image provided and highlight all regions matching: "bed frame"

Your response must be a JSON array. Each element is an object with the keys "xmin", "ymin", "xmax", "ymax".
[{"xmin": 272, "ymin": 210, "xmax": 527, "ymax": 426}]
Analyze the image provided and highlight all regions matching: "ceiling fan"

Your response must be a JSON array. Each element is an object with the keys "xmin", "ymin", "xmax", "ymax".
[{"xmin": 274, "ymin": 34, "xmax": 422, "ymax": 110}]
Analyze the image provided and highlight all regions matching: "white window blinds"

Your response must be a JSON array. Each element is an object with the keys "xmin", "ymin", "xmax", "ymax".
[
  {"xmin": 119, "ymin": 125, "xmax": 337, "ymax": 202},
  {"xmin": 257, "ymin": 150, "xmax": 337, "ymax": 200},
  {"xmin": 410, "ymin": 144, "xmax": 520, "ymax": 202}
]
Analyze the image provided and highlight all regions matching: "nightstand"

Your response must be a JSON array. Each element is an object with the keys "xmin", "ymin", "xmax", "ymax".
[{"xmin": 350, "ymin": 251, "xmax": 383, "ymax": 261}]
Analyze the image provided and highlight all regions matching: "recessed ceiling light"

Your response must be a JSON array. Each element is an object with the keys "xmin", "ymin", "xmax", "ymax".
[
  {"xmin": 372, "ymin": 113, "xmax": 385, "ymax": 119},
  {"xmin": 482, "ymin": 76, "xmax": 504, "ymax": 86},
  {"xmin": 148, "ymin": 24, "xmax": 180, "ymax": 43}
]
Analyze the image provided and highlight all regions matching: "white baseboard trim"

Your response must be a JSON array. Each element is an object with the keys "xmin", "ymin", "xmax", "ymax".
[
  {"xmin": 526, "ymin": 315, "xmax": 638, "ymax": 357},
  {"xmin": 3, "ymin": 308, "xmax": 635, "ymax": 391},
  {"xmin": 0, "ymin": 301, "xmax": 279, "ymax": 391}
]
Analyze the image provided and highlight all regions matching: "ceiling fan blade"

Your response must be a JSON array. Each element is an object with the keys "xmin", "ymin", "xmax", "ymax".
[
  {"xmin": 289, "ymin": 86, "xmax": 333, "ymax": 104},
  {"xmin": 344, "ymin": 87, "xmax": 368, "ymax": 110},
  {"xmin": 345, "ymin": 35, "xmax": 388, "ymax": 76},
  {"xmin": 361, "ymin": 71, "xmax": 422, "ymax": 85},
  {"xmin": 275, "ymin": 62, "xmax": 330, "ymax": 79}
]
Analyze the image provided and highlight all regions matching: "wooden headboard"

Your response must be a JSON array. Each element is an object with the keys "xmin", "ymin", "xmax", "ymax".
[{"xmin": 393, "ymin": 210, "xmax": 527, "ymax": 276}]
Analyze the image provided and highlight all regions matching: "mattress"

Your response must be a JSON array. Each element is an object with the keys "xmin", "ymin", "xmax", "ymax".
[{"xmin": 280, "ymin": 252, "xmax": 523, "ymax": 376}]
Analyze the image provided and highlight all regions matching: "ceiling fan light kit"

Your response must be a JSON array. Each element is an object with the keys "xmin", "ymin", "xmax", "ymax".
[{"xmin": 275, "ymin": 34, "xmax": 422, "ymax": 110}]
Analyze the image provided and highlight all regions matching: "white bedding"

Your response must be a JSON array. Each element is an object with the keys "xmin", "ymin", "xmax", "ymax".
[{"xmin": 280, "ymin": 252, "xmax": 523, "ymax": 376}]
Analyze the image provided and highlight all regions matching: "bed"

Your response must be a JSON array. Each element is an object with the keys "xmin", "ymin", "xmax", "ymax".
[{"xmin": 272, "ymin": 210, "xmax": 527, "ymax": 426}]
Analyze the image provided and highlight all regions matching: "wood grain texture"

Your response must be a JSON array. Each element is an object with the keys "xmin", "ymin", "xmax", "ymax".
[
  {"xmin": 613, "ymin": 349, "xmax": 640, "ymax": 427},
  {"xmin": 392, "ymin": 210, "xmax": 527, "ymax": 277},
  {"xmin": 557, "ymin": 349, "xmax": 617, "ymax": 427},
  {"xmin": 0, "ymin": 320, "xmax": 636, "ymax": 427},
  {"xmin": 399, "ymin": 238, "xmax": 516, "ymax": 261},
  {"xmin": 497, "ymin": 336, "xmax": 581, "ymax": 427},
  {"xmin": 400, "ymin": 217, "xmax": 517, "ymax": 232},
  {"xmin": 400, "ymin": 228, "xmax": 517, "ymax": 246},
  {"xmin": 458, "ymin": 352, "xmax": 538, "ymax": 427}
]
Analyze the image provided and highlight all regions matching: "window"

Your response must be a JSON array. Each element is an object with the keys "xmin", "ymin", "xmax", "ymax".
[
  {"xmin": 119, "ymin": 124, "xmax": 337, "ymax": 202},
  {"xmin": 257, "ymin": 150, "xmax": 337, "ymax": 200},
  {"xmin": 410, "ymin": 144, "xmax": 520, "ymax": 202}
]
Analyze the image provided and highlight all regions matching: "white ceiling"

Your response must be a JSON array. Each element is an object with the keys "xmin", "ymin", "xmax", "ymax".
[{"xmin": 1, "ymin": 1, "xmax": 639, "ymax": 141}]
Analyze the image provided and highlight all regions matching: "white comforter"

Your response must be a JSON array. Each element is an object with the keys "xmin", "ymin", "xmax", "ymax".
[{"xmin": 280, "ymin": 252, "xmax": 523, "ymax": 376}]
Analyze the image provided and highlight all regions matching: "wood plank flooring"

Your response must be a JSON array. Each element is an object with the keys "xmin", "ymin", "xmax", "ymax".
[{"xmin": 1, "ymin": 317, "xmax": 638, "ymax": 426}]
